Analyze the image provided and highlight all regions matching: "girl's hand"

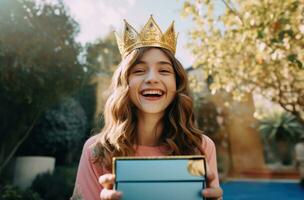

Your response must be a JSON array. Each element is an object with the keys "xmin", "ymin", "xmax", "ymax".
[
  {"xmin": 99, "ymin": 174, "xmax": 122, "ymax": 200},
  {"xmin": 201, "ymin": 170, "xmax": 223, "ymax": 200}
]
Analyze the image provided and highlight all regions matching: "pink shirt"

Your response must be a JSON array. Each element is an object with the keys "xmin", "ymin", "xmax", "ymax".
[{"xmin": 71, "ymin": 135, "xmax": 219, "ymax": 200}]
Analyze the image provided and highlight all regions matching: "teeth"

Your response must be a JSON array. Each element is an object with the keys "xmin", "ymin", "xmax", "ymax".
[{"xmin": 142, "ymin": 90, "xmax": 163, "ymax": 95}]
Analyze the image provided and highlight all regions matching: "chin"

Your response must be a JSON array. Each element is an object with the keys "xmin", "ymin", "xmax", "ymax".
[{"xmin": 140, "ymin": 108, "xmax": 166, "ymax": 115}]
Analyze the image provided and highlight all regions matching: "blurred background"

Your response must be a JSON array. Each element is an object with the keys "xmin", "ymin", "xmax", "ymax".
[{"xmin": 0, "ymin": 0, "xmax": 303, "ymax": 199}]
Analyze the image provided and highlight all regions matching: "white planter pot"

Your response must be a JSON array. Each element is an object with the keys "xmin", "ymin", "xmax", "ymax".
[{"xmin": 13, "ymin": 156, "xmax": 55, "ymax": 189}]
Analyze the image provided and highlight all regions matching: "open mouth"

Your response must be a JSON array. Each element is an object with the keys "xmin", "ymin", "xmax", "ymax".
[{"xmin": 140, "ymin": 89, "xmax": 164, "ymax": 100}]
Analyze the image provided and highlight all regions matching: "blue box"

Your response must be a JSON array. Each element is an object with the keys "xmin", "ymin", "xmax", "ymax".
[{"xmin": 113, "ymin": 156, "xmax": 207, "ymax": 200}]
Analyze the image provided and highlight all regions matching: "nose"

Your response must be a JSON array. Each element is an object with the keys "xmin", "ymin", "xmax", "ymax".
[{"xmin": 145, "ymin": 69, "xmax": 159, "ymax": 84}]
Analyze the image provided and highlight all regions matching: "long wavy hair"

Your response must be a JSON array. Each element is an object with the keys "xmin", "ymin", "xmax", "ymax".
[{"xmin": 93, "ymin": 47, "xmax": 203, "ymax": 170}]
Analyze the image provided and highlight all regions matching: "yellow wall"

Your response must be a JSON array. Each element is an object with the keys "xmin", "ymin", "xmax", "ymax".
[{"xmin": 211, "ymin": 92, "xmax": 266, "ymax": 176}]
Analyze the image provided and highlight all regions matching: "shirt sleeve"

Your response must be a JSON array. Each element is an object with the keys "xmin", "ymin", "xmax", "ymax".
[
  {"xmin": 201, "ymin": 135, "xmax": 220, "ymax": 187},
  {"xmin": 71, "ymin": 136, "xmax": 103, "ymax": 200}
]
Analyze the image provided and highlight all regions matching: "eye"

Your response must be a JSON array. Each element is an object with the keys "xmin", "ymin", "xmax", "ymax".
[
  {"xmin": 132, "ymin": 68, "xmax": 145, "ymax": 74},
  {"xmin": 160, "ymin": 69, "xmax": 172, "ymax": 74}
]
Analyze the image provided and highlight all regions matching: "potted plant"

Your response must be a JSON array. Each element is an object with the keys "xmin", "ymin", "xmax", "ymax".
[
  {"xmin": 13, "ymin": 97, "xmax": 87, "ymax": 189},
  {"xmin": 259, "ymin": 112, "xmax": 304, "ymax": 166}
]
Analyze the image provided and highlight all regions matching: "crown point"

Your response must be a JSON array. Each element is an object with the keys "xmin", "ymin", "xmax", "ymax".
[{"xmin": 170, "ymin": 21, "xmax": 175, "ymax": 31}]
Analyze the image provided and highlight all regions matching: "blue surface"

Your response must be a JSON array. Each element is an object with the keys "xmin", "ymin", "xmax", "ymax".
[
  {"xmin": 115, "ymin": 158, "xmax": 206, "ymax": 200},
  {"xmin": 116, "ymin": 159, "xmax": 205, "ymax": 181},
  {"xmin": 118, "ymin": 182, "xmax": 204, "ymax": 200},
  {"xmin": 221, "ymin": 181, "xmax": 304, "ymax": 200}
]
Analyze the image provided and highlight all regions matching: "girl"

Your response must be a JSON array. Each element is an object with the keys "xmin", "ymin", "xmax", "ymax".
[{"xmin": 72, "ymin": 16, "xmax": 223, "ymax": 200}]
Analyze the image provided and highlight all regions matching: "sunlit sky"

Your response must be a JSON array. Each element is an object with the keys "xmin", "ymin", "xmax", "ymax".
[{"xmin": 62, "ymin": 0, "xmax": 196, "ymax": 67}]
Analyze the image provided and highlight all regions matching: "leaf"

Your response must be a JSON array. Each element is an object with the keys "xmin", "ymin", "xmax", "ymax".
[
  {"xmin": 287, "ymin": 54, "xmax": 303, "ymax": 69},
  {"xmin": 278, "ymin": 29, "xmax": 294, "ymax": 41},
  {"xmin": 287, "ymin": 54, "xmax": 297, "ymax": 62},
  {"xmin": 257, "ymin": 29, "xmax": 264, "ymax": 39}
]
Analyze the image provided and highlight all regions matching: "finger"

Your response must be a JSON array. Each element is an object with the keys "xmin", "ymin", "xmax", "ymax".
[
  {"xmin": 202, "ymin": 187, "xmax": 223, "ymax": 198},
  {"xmin": 100, "ymin": 188, "xmax": 122, "ymax": 200},
  {"xmin": 99, "ymin": 174, "xmax": 115, "ymax": 189}
]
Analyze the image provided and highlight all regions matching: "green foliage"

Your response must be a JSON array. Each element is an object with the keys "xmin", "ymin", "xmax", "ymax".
[
  {"xmin": 0, "ymin": 0, "xmax": 84, "ymax": 105},
  {"xmin": 82, "ymin": 33, "xmax": 121, "ymax": 133},
  {"xmin": 0, "ymin": 185, "xmax": 42, "ymax": 200},
  {"xmin": 259, "ymin": 112, "xmax": 303, "ymax": 165},
  {"xmin": 0, "ymin": 0, "xmax": 87, "ymax": 172},
  {"xmin": 17, "ymin": 97, "xmax": 87, "ymax": 165},
  {"xmin": 85, "ymin": 33, "xmax": 121, "ymax": 76},
  {"xmin": 74, "ymin": 84, "xmax": 97, "ymax": 138},
  {"xmin": 259, "ymin": 112, "xmax": 304, "ymax": 142},
  {"xmin": 31, "ymin": 166, "xmax": 77, "ymax": 200},
  {"xmin": 195, "ymin": 97, "xmax": 221, "ymax": 135},
  {"xmin": 181, "ymin": 0, "xmax": 304, "ymax": 122}
]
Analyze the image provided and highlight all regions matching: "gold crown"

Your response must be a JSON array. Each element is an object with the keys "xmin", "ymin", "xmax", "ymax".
[{"xmin": 115, "ymin": 15, "xmax": 178, "ymax": 58}]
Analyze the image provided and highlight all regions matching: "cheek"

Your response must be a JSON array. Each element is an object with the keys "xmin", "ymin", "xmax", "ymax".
[
  {"xmin": 167, "ymin": 77, "xmax": 177, "ymax": 92},
  {"xmin": 128, "ymin": 75, "xmax": 141, "ymax": 86},
  {"xmin": 129, "ymin": 78, "xmax": 138, "ymax": 89},
  {"xmin": 128, "ymin": 78, "xmax": 140, "ymax": 98},
  {"xmin": 164, "ymin": 77, "xmax": 177, "ymax": 104}
]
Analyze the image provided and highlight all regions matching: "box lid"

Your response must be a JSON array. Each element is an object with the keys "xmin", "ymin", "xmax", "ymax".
[{"xmin": 114, "ymin": 156, "xmax": 206, "ymax": 182}]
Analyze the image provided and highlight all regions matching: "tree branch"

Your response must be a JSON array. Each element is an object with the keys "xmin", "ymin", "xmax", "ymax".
[
  {"xmin": 0, "ymin": 109, "xmax": 43, "ymax": 174},
  {"xmin": 221, "ymin": 0, "xmax": 244, "ymax": 25}
]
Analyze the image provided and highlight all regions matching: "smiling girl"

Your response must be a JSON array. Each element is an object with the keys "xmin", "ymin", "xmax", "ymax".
[{"xmin": 71, "ymin": 16, "xmax": 223, "ymax": 200}]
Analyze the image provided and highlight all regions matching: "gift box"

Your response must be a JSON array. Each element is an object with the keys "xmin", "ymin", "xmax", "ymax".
[{"xmin": 113, "ymin": 155, "xmax": 207, "ymax": 200}]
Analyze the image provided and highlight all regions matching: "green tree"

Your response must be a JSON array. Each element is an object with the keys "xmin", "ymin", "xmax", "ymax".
[
  {"xmin": 182, "ymin": 0, "xmax": 304, "ymax": 123},
  {"xmin": 0, "ymin": 0, "xmax": 85, "ymax": 173},
  {"xmin": 17, "ymin": 97, "xmax": 87, "ymax": 165},
  {"xmin": 85, "ymin": 33, "xmax": 121, "ymax": 77},
  {"xmin": 84, "ymin": 33, "xmax": 121, "ymax": 131}
]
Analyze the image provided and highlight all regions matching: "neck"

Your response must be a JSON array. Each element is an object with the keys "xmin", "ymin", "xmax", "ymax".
[{"xmin": 136, "ymin": 111, "xmax": 164, "ymax": 146}]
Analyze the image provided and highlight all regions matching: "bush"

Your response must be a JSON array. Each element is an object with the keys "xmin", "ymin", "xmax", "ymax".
[
  {"xmin": 31, "ymin": 166, "xmax": 77, "ymax": 200},
  {"xmin": 259, "ymin": 112, "xmax": 304, "ymax": 142},
  {"xmin": 0, "ymin": 185, "xmax": 42, "ymax": 200},
  {"xmin": 259, "ymin": 112, "xmax": 304, "ymax": 165},
  {"xmin": 74, "ymin": 84, "xmax": 97, "ymax": 136},
  {"xmin": 17, "ymin": 97, "xmax": 87, "ymax": 165}
]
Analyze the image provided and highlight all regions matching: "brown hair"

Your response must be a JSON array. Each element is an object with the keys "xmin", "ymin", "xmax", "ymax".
[{"xmin": 93, "ymin": 47, "xmax": 203, "ymax": 170}]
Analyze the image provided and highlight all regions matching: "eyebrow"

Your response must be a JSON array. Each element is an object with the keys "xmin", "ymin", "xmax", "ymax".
[{"xmin": 134, "ymin": 60, "xmax": 172, "ymax": 66}]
